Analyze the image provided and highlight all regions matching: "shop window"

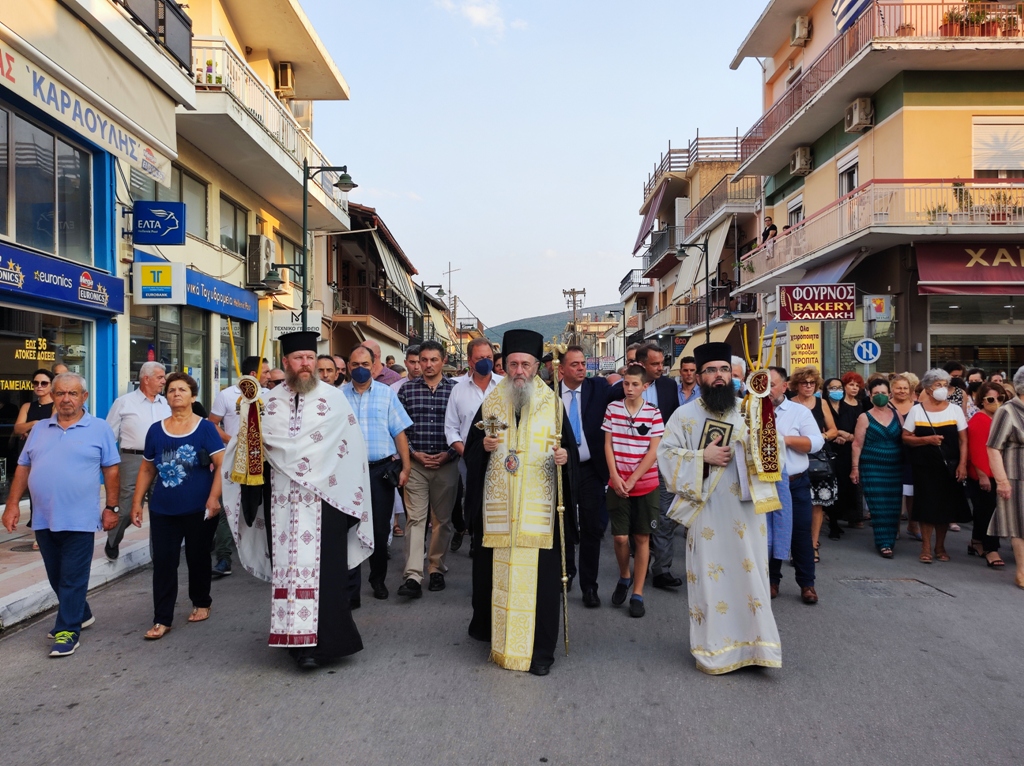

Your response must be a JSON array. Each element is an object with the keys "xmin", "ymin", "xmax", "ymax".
[
  {"xmin": 13, "ymin": 116, "xmax": 55, "ymax": 254},
  {"xmin": 276, "ymin": 233, "xmax": 301, "ymax": 265},
  {"xmin": 57, "ymin": 140, "xmax": 91, "ymax": 265},
  {"xmin": 129, "ymin": 165, "xmax": 207, "ymax": 240},
  {"xmin": 0, "ymin": 111, "xmax": 7, "ymax": 237},
  {"xmin": 219, "ymin": 318, "xmax": 250, "ymax": 391},
  {"xmin": 219, "ymin": 196, "xmax": 248, "ymax": 256}
]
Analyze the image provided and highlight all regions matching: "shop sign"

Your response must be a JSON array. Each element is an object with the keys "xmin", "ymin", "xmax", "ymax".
[
  {"xmin": 916, "ymin": 243, "xmax": 1024, "ymax": 295},
  {"xmin": 787, "ymin": 322, "xmax": 822, "ymax": 370},
  {"xmin": 271, "ymin": 310, "xmax": 322, "ymax": 339},
  {"xmin": 777, "ymin": 283, "xmax": 856, "ymax": 321},
  {"xmin": 135, "ymin": 261, "xmax": 186, "ymax": 303},
  {"xmin": 1, "ymin": 337, "xmax": 58, "ymax": 389},
  {"xmin": 0, "ymin": 36, "xmax": 171, "ymax": 185},
  {"xmin": 863, "ymin": 294, "xmax": 893, "ymax": 321},
  {"xmin": 135, "ymin": 251, "xmax": 258, "ymax": 322},
  {"xmin": 0, "ymin": 240, "xmax": 123, "ymax": 314},
  {"xmin": 133, "ymin": 202, "xmax": 187, "ymax": 245}
]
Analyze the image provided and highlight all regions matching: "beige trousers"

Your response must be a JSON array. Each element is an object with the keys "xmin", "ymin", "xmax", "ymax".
[{"xmin": 402, "ymin": 460, "xmax": 460, "ymax": 582}]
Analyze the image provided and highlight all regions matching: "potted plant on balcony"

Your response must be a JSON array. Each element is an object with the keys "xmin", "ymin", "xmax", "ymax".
[
  {"xmin": 927, "ymin": 203, "xmax": 950, "ymax": 224},
  {"xmin": 896, "ymin": 22, "xmax": 916, "ymax": 37},
  {"xmin": 989, "ymin": 190, "xmax": 1015, "ymax": 223},
  {"xmin": 952, "ymin": 182, "xmax": 974, "ymax": 223},
  {"xmin": 941, "ymin": 8, "xmax": 965, "ymax": 36},
  {"xmin": 1001, "ymin": 9, "xmax": 1021, "ymax": 36},
  {"xmin": 964, "ymin": 4, "xmax": 997, "ymax": 35}
]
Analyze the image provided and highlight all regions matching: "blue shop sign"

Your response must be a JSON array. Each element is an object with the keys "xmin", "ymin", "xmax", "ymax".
[
  {"xmin": 0, "ymin": 240, "xmax": 124, "ymax": 314},
  {"xmin": 135, "ymin": 251, "xmax": 258, "ymax": 322},
  {"xmin": 133, "ymin": 201, "xmax": 187, "ymax": 245}
]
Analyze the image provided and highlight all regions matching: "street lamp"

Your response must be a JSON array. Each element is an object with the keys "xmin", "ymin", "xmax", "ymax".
[
  {"xmin": 606, "ymin": 309, "xmax": 626, "ymax": 367},
  {"xmin": 297, "ymin": 160, "xmax": 358, "ymax": 331},
  {"xmin": 677, "ymin": 234, "xmax": 732, "ymax": 343},
  {"xmin": 421, "ymin": 283, "xmax": 446, "ymax": 298}
]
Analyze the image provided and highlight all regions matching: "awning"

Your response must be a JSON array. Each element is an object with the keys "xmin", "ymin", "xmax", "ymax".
[
  {"xmin": 800, "ymin": 251, "xmax": 858, "ymax": 285},
  {"xmin": 674, "ymin": 219, "xmax": 733, "ymax": 303},
  {"xmin": 633, "ymin": 183, "xmax": 668, "ymax": 255},
  {"xmin": 371, "ymin": 231, "xmax": 421, "ymax": 313},
  {"xmin": 680, "ymin": 319, "xmax": 737, "ymax": 359},
  {"xmin": 917, "ymin": 243, "xmax": 1024, "ymax": 295}
]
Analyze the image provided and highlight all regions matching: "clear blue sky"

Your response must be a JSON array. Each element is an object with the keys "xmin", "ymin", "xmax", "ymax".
[{"xmin": 304, "ymin": 0, "xmax": 768, "ymax": 326}]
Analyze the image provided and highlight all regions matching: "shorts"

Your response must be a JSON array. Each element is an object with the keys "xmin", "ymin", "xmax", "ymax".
[{"xmin": 607, "ymin": 489, "xmax": 659, "ymax": 537}]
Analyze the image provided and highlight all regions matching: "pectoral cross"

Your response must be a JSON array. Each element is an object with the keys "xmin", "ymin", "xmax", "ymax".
[{"xmin": 475, "ymin": 414, "xmax": 508, "ymax": 438}]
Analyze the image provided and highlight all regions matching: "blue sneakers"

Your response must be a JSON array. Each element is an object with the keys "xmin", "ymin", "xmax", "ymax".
[
  {"xmin": 49, "ymin": 631, "xmax": 80, "ymax": 657},
  {"xmin": 212, "ymin": 559, "xmax": 232, "ymax": 578},
  {"xmin": 48, "ymin": 615, "xmax": 94, "ymax": 640}
]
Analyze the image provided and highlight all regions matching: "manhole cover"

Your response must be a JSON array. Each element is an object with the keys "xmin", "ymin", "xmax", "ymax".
[
  {"xmin": 9, "ymin": 544, "xmax": 38, "ymax": 553},
  {"xmin": 837, "ymin": 578, "xmax": 954, "ymax": 598}
]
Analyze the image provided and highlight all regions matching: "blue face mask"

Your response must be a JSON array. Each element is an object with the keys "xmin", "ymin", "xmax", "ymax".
[
  {"xmin": 828, "ymin": 390, "xmax": 843, "ymax": 401},
  {"xmin": 474, "ymin": 358, "xmax": 494, "ymax": 376},
  {"xmin": 732, "ymin": 378, "xmax": 743, "ymax": 392},
  {"xmin": 350, "ymin": 366, "xmax": 372, "ymax": 384}
]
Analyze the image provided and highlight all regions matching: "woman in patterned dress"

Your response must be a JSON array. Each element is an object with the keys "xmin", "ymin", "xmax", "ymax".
[
  {"xmin": 851, "ymin": 379, "xmax": 904, "ymax": 557},
  {"xmin": 986, "ymin": 366, "xmax": 1024, "ymax": 590},
  {"xmin": 789, "ymin": 366, "xmax": 838, "ymax": 559}
]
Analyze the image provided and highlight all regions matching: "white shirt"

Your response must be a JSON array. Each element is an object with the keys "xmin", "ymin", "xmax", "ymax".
[
  {"xmin": 773, "ymin": 398, "xmax": 824, "ymax": 476},
  {"xmin": 211, "ymin": 384, "xmax": 271, "ymax": 438},
  {"xmin": 105, "ymin": 388, "xmax": 171, "ymax": 450},
  {"xmin": 560, "ymin": 381, "xmax": 591, "ymax": 463},
  {"xmin": 445, "ymin": 373, "xmax": 503, "ymax": 446}
]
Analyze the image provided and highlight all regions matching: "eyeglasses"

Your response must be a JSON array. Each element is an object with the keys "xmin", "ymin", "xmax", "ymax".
[
  {"xmin": 983, "ymin": 396, "xmax": 1005, "ymax": 404},
  {"xmin": 32, "ymin": 380, "xmax": 50, "ymax": 387},
  {"xmin": 799, "ymin": 380, "xmax": 818, "ymax": 387},
  {"xmin": 701, "ymin": 366, "xmax": 732, "ymax": 376}
]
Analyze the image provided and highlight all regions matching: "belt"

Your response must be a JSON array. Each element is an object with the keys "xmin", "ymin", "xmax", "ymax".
[
  {"xmin": 120, "ymin": 448, "xmax": 145, "ymax": 455},
  {"xmin": 789, "ymin": 471, "xmax": 806, "ymax": 481},
  {"xmin": 368, "ymin": 456, "xmax": 396, "ymax": 467}
]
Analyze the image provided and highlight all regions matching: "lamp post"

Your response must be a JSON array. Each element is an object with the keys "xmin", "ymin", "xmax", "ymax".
[
  {"xmin": 677, "ymin": 233, "xmax": 732, "ymax": 344},
  {"xmin": 606, "ymin": 309, "xmax": 626, "ymax": 367}
]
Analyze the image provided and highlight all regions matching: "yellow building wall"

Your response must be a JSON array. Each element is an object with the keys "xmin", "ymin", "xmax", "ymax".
[{"xmin": 902, "ymin": 108, "xmax": 1024, "ymax": 179}]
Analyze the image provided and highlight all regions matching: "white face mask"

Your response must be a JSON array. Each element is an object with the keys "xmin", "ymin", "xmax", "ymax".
[{"xmin": 931, "ymin": 386, "xmax": 949, "ymax": 402}]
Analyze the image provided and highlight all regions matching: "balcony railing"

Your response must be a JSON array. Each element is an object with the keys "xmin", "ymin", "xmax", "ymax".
[
  {"xmin": 646, "ymin": 292, "xmax": 757, "ymax": 335},
  {"xmin": 191, "ymin": 38, "xmax": 347, "ymax": 209},
  {"xmin": 740, "ymin": 2, "xmax": 1024, "ymax": 164},
  {"xmin": 642, "ymin": 226, "xmax": 686, "ymax": 273},
  {"xmin": 115, "ymin": 0, "xmax": 193, "ymax": 70},
  {"xmin": 741, "ymin": 178, "xmax": 1024, "ymax": 282},
  {"xmin": 619, "ymin": 269, "xmax": 654, "ymax": 296},
  {"xmin": 333, "ymin": 286, "xmax": 409, "ymax": 335},
  {"xmin": 644, "ymin": 136, "xmax": 742, "ymax": 200},
  {"xmin": 684, "ymin": 175, "xmax": 760, "ymax": 236}
]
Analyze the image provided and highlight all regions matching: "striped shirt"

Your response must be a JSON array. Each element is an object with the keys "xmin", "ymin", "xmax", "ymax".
[{"xmin": 601, "ymin": 400, "xmax": 664, "ymax": 496}]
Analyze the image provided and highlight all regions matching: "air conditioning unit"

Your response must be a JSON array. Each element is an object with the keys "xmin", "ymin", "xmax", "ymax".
[
  {"xmin": 844, "ymin": 98, "xmax": 874, "ymax": 133},
  {"xmin": 790, "ymin": 146, "xmax": 813, "ymax": 176},
  {"xmin": 246, "ymin": 235, "xmax": 276, "ymax": 287},
  {"xmin": 276, "ymin": 62, "xmax": 295, "ymax": 97},
  {"xmin": 791, "ymin": 16, "xmax": 811, "ymax": 46}
]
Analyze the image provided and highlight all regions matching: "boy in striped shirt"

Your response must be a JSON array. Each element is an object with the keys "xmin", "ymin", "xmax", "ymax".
[{"xmin": 602, "ymin": 364, "xmax": 665, "ymax": 617}]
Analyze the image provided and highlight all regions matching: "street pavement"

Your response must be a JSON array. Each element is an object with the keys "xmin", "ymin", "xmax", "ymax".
[{"xmin": 2, "ymin": 522, "xmax": 1023, "ymax": 766}]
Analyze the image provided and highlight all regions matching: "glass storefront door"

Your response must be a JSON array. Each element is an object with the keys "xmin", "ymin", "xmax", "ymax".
[{"xmin": 929, "ymin": 296, "xmax": 1024, "ymax": 375}]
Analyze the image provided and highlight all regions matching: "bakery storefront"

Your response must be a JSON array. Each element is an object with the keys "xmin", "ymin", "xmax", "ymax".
[{"xmin": 917, "ymin": 242, "xmax": 1024, "ymax": 373}]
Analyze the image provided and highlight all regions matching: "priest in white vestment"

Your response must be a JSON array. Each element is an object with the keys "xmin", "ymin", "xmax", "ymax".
[
  {"xmin": 657, "ymin": 341, "xmax": 782, "ymax": 675},
  {"xmin": 223, "ymin": 331, "xmax": 374, "ymax": 670}
]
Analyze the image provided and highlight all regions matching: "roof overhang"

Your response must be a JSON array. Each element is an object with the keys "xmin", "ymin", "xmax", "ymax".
[{"xmin": 731, "ymin": 0, "xmax": 819, "ymax": 69}]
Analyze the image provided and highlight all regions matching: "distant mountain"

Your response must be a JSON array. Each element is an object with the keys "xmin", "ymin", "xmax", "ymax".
[{"xmin": 486, "ymin": 303, "xmax": 623, "ymax": 345}]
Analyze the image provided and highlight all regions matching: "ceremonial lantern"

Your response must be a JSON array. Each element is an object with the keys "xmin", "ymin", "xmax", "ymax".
[{"xmin": 741, "ymin": 325, "xmax": 781, "ymax": 484}]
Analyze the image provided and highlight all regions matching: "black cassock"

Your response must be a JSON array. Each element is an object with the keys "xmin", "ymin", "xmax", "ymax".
[{"xmin": 464, "ymin": 406, "xmax": 579, "ymax": 669}]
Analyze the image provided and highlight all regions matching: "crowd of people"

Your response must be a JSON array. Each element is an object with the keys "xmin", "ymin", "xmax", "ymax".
[{"xmin": 3, "ymin": 334, "xmax": 1023, "ymax": 677}]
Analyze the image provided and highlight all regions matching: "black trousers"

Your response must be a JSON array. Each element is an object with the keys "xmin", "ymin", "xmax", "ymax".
[
  {"xmin": 150, "ymin": 510, "xmax": 217, "ymax": 626},
  {"xmin": 313, "ymin": 503, "xmax": 363, "ymax": 661},
  {"xmin": 350, "ymin": 460, "xmax": 397, "ymax": 596},
  {"xmin": 967, "ymin": 479, "xmax": 1001, "ymax": 553},
  {"xmin": 451, "ymin": 474, "xmax": 467, "ymax": 534},
  {"xmin": 566, "ymin": 461, "xmax": 608, "ymax": 593}
]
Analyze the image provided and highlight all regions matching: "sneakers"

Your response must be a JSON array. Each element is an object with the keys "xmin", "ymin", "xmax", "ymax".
[
  {"xmin": 104, "ymin": 542, "xmax": 119, "ymax": 562},
  {"xmin": 48, "ymin": 615, "xmax": 94, "ymax": 640},
  {"xmin": 397, "ymin": 578, "xmax": 423, "ymax": 598},
  {"xmin": 628, "ymin": 596, "xmax": 645, "ymax": 618},
  {"xmin": 49, "ymin": 631, "xmax": 80, "ymax": 657},
  {"xmin": 212, "ymin": 559, "xmax": 232, "ymax": 578},
  {"xmin": 428, "ymin": 573, "xmax": 446, "ymax": 591},
  {"xmin": 611, "ymin": 578, "xmax": 631, "ymax": 607}
]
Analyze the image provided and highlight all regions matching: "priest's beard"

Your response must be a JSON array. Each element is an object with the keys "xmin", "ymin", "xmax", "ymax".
[
  {"xmin": 700, "ymin": 381, "xmax": 738, "ymax": 414},
  {"xmin": 507, "ymin": 375, "xmax": 534, "ymax": 416},
  {"xmin": 286, "ymin": 369, "xmax": 318, "ymax": 395}
]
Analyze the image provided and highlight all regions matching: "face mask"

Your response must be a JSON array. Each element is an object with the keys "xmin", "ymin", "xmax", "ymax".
[
  {"xmin": 828, "ymin": 390, "xmax": 843, "ymax": 401},
  {"xmin": 871, "ymin": 393, "xmax": 890, "ymax": 408},
  {"xmin": 350, "ymin": 367, "xmax": 372, "ymax": 384},
  {"xmin": 474, "ymin": 358, "xmax": 494, "ymax": 376},
  {"xmin": 931, "ymin": 387, "xmax": 948, "ymax": 402},
  {"xmin": 732, "ymin": 378, "xmax": 743, "ymax": 392}
]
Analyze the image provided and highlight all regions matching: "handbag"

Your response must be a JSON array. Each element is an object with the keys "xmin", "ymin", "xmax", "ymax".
[
  {"xmin": 921, "ymin": 407, "xmax": 960, "ymax": 480},
  {"xmin": 807, "ymin": 442, "xmax": 836, "ymax": 481}
]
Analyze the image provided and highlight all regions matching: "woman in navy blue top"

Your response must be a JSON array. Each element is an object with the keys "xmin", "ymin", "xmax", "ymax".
[{"xmin": 130, "ymin": 372, "xmax": 224, "ymax": 639}]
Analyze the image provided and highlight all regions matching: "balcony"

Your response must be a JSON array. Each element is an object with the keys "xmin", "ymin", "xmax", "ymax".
[
  {"xmin": 738, "ymin": 178, "xmax": 1024, "ymax": 291},
  {"xmin": 684, "ymin": 175, "xmax": 760, "ymax": 240},
  {"xmin": 641, "ymin": 227, "xmax": 686, "ymax": 278},
  {"xmin": 114, "ymin": 0, "xmax": 192, "ymax": 70},
  {"xmin": 619, "ymin": 269, "xmax": 656, "ymax": 300},
  {"xmin": 332, "ymin": 286, "xmax": 410, "ymax": 341},
  {"xmin": 645, "ymin": 292, "xmax": 758, "ymax": 337},
  {"xmin": 736, "ymin": 2, "xmax": 1024, "ymax": 177},
  {"xmin": 643, "ymin": 136, "xmax": 742, "ymax": 203},
  {"xmin": 177, "ymin": 38, "xmax": 350, "ymax": 230}
]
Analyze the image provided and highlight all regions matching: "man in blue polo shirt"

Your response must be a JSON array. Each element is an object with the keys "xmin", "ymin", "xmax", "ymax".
[{"xmin": 2, "ymin": 373, "xmax": 120, "ymax": 658}]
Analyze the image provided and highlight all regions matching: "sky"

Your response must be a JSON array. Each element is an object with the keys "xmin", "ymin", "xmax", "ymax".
[{"xmin": 302, "ymin": 0, "xmax": 770, "ymax": 327}]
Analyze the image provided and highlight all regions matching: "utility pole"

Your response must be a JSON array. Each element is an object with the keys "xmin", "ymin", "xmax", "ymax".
[{"xmin": 563, "ymin": 288, "xmax": 586, "ymax": 345}]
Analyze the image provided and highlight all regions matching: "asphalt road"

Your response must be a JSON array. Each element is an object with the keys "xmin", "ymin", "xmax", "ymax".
[{"xmin": 2, "ymin": 523, "xmax": 1023, "ymax": 766}]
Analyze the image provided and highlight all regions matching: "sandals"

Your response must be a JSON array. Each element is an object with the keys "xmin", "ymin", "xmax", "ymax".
[
  {"xmin": 392, "ymin": 524, "xmax": 405, "ymax": 537},
  {"xmin": 985, "ymin": 552, "xmax": 1006, "ymax": 568},
  {"xmin": 919, "ymin": 553, "xmax": 933, "ymax": 564},
  {"xmin": 879, "ymin": 547, "xmax": 894, "ymax": 559},
  {"xmin": 144, "ymin": 623, "xmax": 172, "ymax": 640},
  {"xmin": 188, "ymin": 607, "xmax": 211, "ymax": 622},
  {"xmin": 934, "ymin": 551, "xmax": 951, "ymax": 562},
  {"xmin": 814, "ymin": 544, "xmax": 821, "ymax": 564}
]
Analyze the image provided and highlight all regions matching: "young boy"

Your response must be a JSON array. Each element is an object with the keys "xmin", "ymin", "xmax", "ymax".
[{"xmin": 602, "ymin": 364, "xmax": 664, "ymax": 617}]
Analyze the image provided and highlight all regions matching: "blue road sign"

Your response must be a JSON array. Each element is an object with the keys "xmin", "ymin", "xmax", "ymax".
[{"xmin": 853, "ymin": 338, "xmax": 881, "ymax": 365}]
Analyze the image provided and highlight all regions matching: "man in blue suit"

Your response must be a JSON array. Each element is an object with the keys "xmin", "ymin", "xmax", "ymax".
[{"xmin": 558, "ymin": 346, "xmax": 611, "ymax": 607}]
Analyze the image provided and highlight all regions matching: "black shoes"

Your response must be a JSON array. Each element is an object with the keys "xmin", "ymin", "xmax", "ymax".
[
  {"xmin": 628, "ymin": 597, "xmax": 645, "ymax": 618},
  {"xmin": 529, "ymin": 662, "xmax": 551, "ymax": 676},
  {"xmin": 565, "ymin": 575, "xmax": 574, "ymax": 592},
  {"xmin": 652, "ymin": 572, "xmax": 683, "ymax": 589},
  {"xmin": 611, "ymin": 579, "xmax": 631, "ymax": 606},
  {"xmin": 450, "ymin": 532, "xmax": 464, "ymax": 552},
  {"xmin": 104, "ymin": 542, "xmax": 119, "ymax": 562},
  {"xmin": 397, "ymin": 578, "xmax": 422, "ymax": 598},
  {"xmin": 372, "ymin": 581, "xmax": 389, "ymax": 600},
  {"xmin": 582, "ymin": 589, "xmax": 601, "ymax": 608},
  {"xmin": 297, "ymin": 656, "xmax": 318, "ymax": 670},
  {"xmin": 428, "ymin": 573, "xmax": 446, "ymax": 591},
  {"xmin": 349, "ymin": 598, "xmax": 361, "ymax": 610}
]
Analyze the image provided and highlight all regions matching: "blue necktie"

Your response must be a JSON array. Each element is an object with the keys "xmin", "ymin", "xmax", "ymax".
[{"xmin": 569, "ymin": 390, "xmax": 582, "ymax": 445}]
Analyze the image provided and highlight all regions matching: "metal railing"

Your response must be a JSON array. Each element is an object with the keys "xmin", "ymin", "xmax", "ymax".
[
  {"xmin": 741, "ymin": 178, "xmax": 1024, "ymax": 281},
  {"xmin": 684, "ymin": 176, "xmax": 760, "ymax": 236},
  {"xmin": 333, "ymin": 286, "xmax": 409, "ymax": 335},
  {"xmin": 642, "ymin": 226, "xmax": 686, "ymax": 273},
  {"xmin": 115, "ymin": 0, "xmax": 192, "ymax": 70},
  {"xmin": 619, "ymin": 268, "xmax": 654, "ymax": 295},
  {"xmin": 191, "ymin": 38, "xmax": 347, "ymax": 209},
  {"xmin": 740, "ymin": 2, "xmax": 1024, "ymax": 164},
  {"xmin": 643, "ymin": 136, "xmax": 742, "ymax": 200}
]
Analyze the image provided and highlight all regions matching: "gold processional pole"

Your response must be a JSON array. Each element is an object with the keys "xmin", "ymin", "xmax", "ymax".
[{"xmin": 544, "ymin": 338, "xmax": 570, "ymax": 656}]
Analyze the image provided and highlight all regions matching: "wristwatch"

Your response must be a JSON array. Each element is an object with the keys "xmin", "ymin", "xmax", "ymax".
[{"xmin": 104, "ymin": 505, "xmax": 120, "ymax": 515}]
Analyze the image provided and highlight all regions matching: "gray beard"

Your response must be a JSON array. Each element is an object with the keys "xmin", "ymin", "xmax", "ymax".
[
  {"xmin": 508, "ymin": 377, "xmax": 533, "ymax": 415},
  {"xmin": 700, "ymin": 381, "xmax": 738, "ymax": 414},
  {"xmin": 286, "ymin": 370, "xmax": 318, "ymax": 395}
]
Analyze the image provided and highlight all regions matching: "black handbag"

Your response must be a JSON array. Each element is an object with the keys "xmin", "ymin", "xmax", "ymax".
[
  {"xmin": 382, "ymin": 460, "xmax": 403, "ymax": 488},
  {"xmin": 807, "ymin": 443, "xmax": 836, "ymax": 481},
  {"xmin": 922, "ymin": 407, "xmax": 961, "ymax": 481}
]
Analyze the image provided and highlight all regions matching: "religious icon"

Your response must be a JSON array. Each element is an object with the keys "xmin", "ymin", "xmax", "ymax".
[
  {"xmin": 699, "ymin": 419, "xmax": 733, "ymax": 451},
  {"xmin": 504, "ymin": 453, "xmax": 520, "ymax": 475}
]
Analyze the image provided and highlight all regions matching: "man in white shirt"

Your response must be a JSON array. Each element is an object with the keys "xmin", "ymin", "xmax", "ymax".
[
  {"xmin": 445, "ymin": 337, "xmax": 501, "ymax": 553},
  {"xmin": 769, "ymin": 367, "xmax": 824, "ymax": 605},
  {"xmin": 104, "ymin": 361, "xmax": 170, "ymax": 561}
]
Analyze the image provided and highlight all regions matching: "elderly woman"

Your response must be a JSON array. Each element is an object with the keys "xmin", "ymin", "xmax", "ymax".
[
  {"xmin": 131, "ymin": 373, "xmax": 224, "ymax": 639},
  {"xmin": 851, "ymin": 378, "xmax": 904, "ymax": 557},
  {"xmin": 790, "ymin": 366, "xmax": 838, "ymax": 559},
  {"xmin": 986, "ymin": 366, "xmax": 1024, "ymax": 589},
  {"xmin": 967, "ymin": 382, "xmax": 1006, "ymax": 568},
  {"xmin": 902, "ymin": 369, "xmax": 971, "ymax": 564},
  {"xmin": 892, "ymin": 373, "xmax": 921, "ymax": 540}
]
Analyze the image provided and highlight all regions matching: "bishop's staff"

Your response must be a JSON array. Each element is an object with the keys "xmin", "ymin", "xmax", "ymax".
[{"xmin": 544, "ymin": 338, "xmax": 570, "ymax": 656}]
